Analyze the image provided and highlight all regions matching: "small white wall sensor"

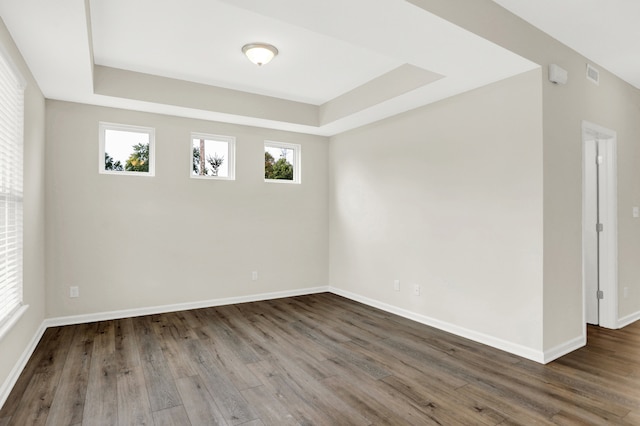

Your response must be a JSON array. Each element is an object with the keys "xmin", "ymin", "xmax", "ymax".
[{"xmin": 548, "ymin": 64, "xmax": 568, "ymax": 85}]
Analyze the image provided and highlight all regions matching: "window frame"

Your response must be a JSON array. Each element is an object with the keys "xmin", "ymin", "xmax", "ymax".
[
  {"xmin": 98, "ymin": 122, "xmax": 156, "ymax": 177},
  {"xmin": 189, "ymin": 132, "xmax": 236, "ymax": 181},
  {"xmin": 264, "ymin": 140, "xmax": 302, "ymax": 184},
  {"xmin": 0, "ymin": 44, "xmax": 27, "ymax": 339}
]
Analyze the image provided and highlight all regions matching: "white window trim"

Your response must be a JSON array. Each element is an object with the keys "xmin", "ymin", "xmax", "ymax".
[
  {"xmin": 98, "ymin": 122, "xmax": 156, "ymax": 176},
  {"xmin": 264, "ymin": 140, "xmax": 301, "ymax": 184},
  {"xmin": 0, "ymin": 305, "xmax": 28, "ymax": 342},
  {"xmin": 0, "ymin": 45, "xmax": 26, "ymax": 338},
  {"xmin": 190, "ymin": 132, "xmax": 236, "ymax": 181}
]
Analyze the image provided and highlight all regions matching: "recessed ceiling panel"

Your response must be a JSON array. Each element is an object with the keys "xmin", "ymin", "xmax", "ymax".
[
  {"xmin": 1, "ymin": 0, "xmax": 539, "ymax": 136},
  {"xmin": 89, "ymin": 0, "xmax": 401, "ymax": 105}
]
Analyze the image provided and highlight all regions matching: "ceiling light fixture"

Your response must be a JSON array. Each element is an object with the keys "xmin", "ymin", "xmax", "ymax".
[{"xmin": 242, "ymin": 43, "xmax": 278, "ymax": 66}]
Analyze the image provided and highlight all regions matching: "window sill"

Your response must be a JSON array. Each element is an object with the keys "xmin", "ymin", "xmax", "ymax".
[
  {"xmin": 0, "ymin": 305, "xmax": 29, "ymax": 342},
  {"xmin": 264, "ymin": 179, "xmax": 300, "ymax": 185}
]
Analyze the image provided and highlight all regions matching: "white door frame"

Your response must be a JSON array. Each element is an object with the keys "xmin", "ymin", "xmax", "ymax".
[{"xmin": 582, "ymin": 120, "xmax": 618, "ymax": 329}]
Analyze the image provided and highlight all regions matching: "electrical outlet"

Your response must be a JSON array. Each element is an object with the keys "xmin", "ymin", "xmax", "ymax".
[
  {"xmin": 69, "ymin": 286, "xmax": 79, "ymax": 298},
  {"xmin": 624, "ymin": 287, "xmax": 629, "ymax": 298},
  {"xmin": 252, "ymin": 271, "xmax": 258, "ymax": 281},
  {"xmin": 393, "ymin": 280, "xmax": 400, "ymax": 291},
  {"xmin": 413, "ymin": 284, "xmax": 420, "ymax": 296}
]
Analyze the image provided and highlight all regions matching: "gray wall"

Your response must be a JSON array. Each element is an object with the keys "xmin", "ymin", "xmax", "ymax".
[
  {"xmin": 329, "ymin": 70, "xmax": 544, "ymax": 354},
  {"xmin": 410, "ymin": 0, "xmax": 640, "ymax": 350},
  {"xmin": 0, "ymin": 18, "xmax": 46, "ymax": 399},
  {"xmin": 45, "ymin": 101, "xmax": 329, "ymax": 317}
]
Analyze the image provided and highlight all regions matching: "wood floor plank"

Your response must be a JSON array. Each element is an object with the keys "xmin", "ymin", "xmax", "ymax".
[
  {"xmin": 116, "ymin": 365, "xmax": 154, "ymax": 426},
  {"xmin": 246, "ymin": 360, "xmax": 340, "ymax": 426},
  {"xmin": 265, "ymin": 298, "xmax": 353, "ymax": 344},
  {"xmin": 551, "ymin": 409, "xmax": 626, "ymax": 425},
  {"xmin": 132, "ymin": 316, "xmax": 183, "ymax": 412},
  {"xmin": 8, "ymin": 326, "xmax": 76, "ymax": 426},
  {"xmin": 249, "ymin": 356, "xmax": 371, "ymax": 425},
  {"xmin": 94, "ymin": 321, "xmax": 116, "ymax": 355},
  {"xmin": 82, "ymin": 347, "xmax": 117, "ymax": 425},
  {"xmin": 234, "ymin": 312, "xmax": 337, "ymax": 382},
  {"xmin": 4, "ymin": 293, "xmax": 640, "ymax": 425},
  {"xmin": 622, "ymin": 410, "xmax": 640, "ymax": 425},
  {"xmin": 159, "ymin": 329, "xmax": 199, "ymax": 380},
  {"xmin": 113, "ymin": 318, "xmax": 140, "ymax": 374},
  {"xmin": 152, "ymin": 405, "xmax": 192, "ymax": 426},
  {"xmin": 175, "ymin": 375, "xmax": 228, "ymax": 426},
  {"xmin": 238, "ymin": 420, "xmax": 264, "ymax": 426},
  {"xmin": 240, "ymin": 385, "xmax": 299, "ymax": 426},
  {"xmin": 195, "ymin": 317, "xmax": 262, "ymax": 390},
  {"xmin": 45, "ymin": 323, "xmax": 94, "ymax": 426},
  {"xmin": 456, "ymin": 383, "xmax": 554, "ymax": 425},
  {"xmin": 183, "ymin": 338, "xmax": 257, "ymax": 425},
  {"xmin": 512, "ymin": 358, "xmax": 634, "ymax": 419},
  {"xmin": 321, "ymin": 373, "xmax": 436, "ymax": 425},
  {"xmin": 157, "ymin": 312, "xmax": 199, "ymax": 342},
  {"xmin": 249, "ymin": 306, "xmax": 336, "ymax": 362},
  {"xmin": 7, "ymin": 372, "xmax": 58, "ymax": 426},
  {"xmin": 334, "ymin": 340, "xmax": 503, "ymax": 425},
  {"xmin": 289, "ymin": 320, "xmax": 390, "ymax": 380},
  {"xmin": 382, "ymin": 375, "xmax": 492, "ymax": 426},
  {"xmin": 0, "ymin": 329, "xmax": 60, "ymax": 420},
  {"xmin": 203, "ymin": 308, "xmax": 262, "ymax": 364},
  {"xmin": 347, "ymin": 337, "xmax": 468, "ymax": 390}
]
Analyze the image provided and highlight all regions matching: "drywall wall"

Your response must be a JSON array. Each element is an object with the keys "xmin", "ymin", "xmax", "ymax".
[
  {"xmin": 0, "ymin": 18, "xmax": 46, "ymax": 404},
  {"xmin": 45, "ymin": 101, "xmax": 328, "ymax": 318},
  {"xmin": 329, "ymin": 69, "xmax": 544, "ymax": 355},
  {"xmin": 408, "ymin": 0, "xmax": 640, "ymax": 352}
]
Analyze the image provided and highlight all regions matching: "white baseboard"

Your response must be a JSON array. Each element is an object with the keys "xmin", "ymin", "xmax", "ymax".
[
  {"xmin": 0, "ymin": 321, "xmax": 47, "ymax": 409},
  {"xmin": 542, "ymin": 334, "xmax": 586, "ymax": 364},
  {"xmin": 45, "ymin": 286, "xmax": 330, "ymax": 327},
  {"xmin": 618, "ymin": 310, "xmax": 640, "ymax": 329},
  {"xmin": 329, "ymin": 286, "xmax": 547, "ymax": 363}
]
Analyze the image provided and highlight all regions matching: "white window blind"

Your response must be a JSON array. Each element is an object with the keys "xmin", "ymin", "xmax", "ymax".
[{"xmin": 0, "ymin": 48, "xmax": 25, "ymax": 330}]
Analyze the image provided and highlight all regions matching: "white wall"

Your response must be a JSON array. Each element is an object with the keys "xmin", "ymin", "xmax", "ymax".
[
  {"xmin": 409, "ymin": 0, "xmax": 640, "ymax": 353},
  {"xmin": 0, "ymin": 18, "xmax": 46, "ymax": 402},
  {"xmin": 45, "ymin": 101, "xmax": 328, "ymax": 318},
  {"xmin": 329, "ymin": 70, "xmax": 544, "ymax": 355}
]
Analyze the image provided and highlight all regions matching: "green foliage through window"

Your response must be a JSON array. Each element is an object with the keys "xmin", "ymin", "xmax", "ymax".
[
  {"xmin": 125, "ymin": 142, "xmax": 150, "ymax": 172},
  {"xmin": 104, "ymin": 152, "xmax": 123, "ymax": 171},
  {"xmin": 265, "ymin": 149, "xmax": 294, "ymax": 180}
]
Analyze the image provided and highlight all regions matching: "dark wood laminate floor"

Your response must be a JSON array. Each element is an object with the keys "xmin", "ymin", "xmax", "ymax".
[{"xmin": 1, "ymin": 293, "xmax": 639, "ymax": 425}]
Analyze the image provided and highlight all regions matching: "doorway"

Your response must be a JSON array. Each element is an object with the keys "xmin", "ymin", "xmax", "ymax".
[{"xmin": 582, "ymin": 121, "xmax": 618, "ymax": 329}]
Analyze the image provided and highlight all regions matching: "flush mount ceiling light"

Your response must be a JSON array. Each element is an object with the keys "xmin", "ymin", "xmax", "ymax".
[{"xmin": 242, "ymin": 43, "xmax": 278, "ymax": 66}]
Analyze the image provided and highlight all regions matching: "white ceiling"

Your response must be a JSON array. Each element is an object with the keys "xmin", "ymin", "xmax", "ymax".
[
  {"xmin": 493, "ymin": 0, "xmax": 640, "ymax": 90},
  {"xmin": 0, "ymin": 0, "xmax": 539, "ymax": 136},
  {"xmin": 90, "ymin": 0, "xmax": 400, "ymax": 105}
]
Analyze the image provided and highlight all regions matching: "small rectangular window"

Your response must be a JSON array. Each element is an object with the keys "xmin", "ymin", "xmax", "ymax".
[
  {"xmin": 190, "ymin": 133, "xmax": 235, "ymax": 180},
  {"xmin": 99, "ymin": 122, "xmax": 155, "ymax": 176},
  {"xmin": 264, "ymin": 141, "xmax": 301, "ymax": 184}
]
